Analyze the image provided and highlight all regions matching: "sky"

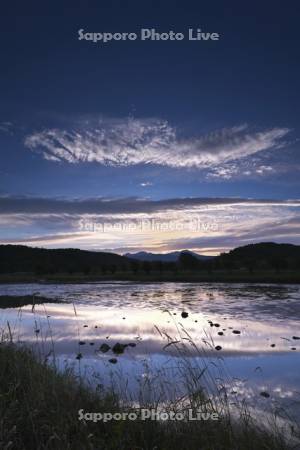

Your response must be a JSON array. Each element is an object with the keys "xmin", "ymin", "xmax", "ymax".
[{"xmin": 0, "ymin": 0, "xmax": 299, "ymax": 255}]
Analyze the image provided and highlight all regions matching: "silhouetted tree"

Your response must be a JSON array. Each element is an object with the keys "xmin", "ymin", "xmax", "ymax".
[
  {"xmin": 271, "ymin": 257, "xmax": 287, "ymax": 273},
  {"xmin": 35, "ymin": 264, "xmax": 45, "ymax": 276},
  {"xmin": 109, "ymin": 264, "xmax": 117, "ymax": 274},
  {"xmin": 178, "ymin": 252, "xmax": 199, "ymax": 271},
  {"xmin": 142, "ymin": 261, "xmax": 151, "ymax": 274},
  {"xmin": 83, "ymin": 265, "xmax": 91, "ymax": 275},
  {"xmin": 130, "ymin": 261, "xmax": 139, "ymax": 274},
  {"xmin": 121, "ymin": 264, "xmax": 128, "ymax": 272}
]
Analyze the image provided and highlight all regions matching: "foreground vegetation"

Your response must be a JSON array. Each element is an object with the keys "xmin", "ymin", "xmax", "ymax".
[{"xmin": 0, "ymin": 344, "xmax": 298, "ymax": 450}]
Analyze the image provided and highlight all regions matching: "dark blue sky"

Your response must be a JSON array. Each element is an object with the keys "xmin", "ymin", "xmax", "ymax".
[
  {"xmin": 0, "ymin": 1, "xmax": 299, "ymax": 122},
  {"xmin": 0, "ymin": 0, "xmax": 299, "ymax": 253}
]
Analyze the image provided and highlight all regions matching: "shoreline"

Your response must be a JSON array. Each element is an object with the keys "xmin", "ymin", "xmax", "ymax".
[{"xmin": 0, "ymin": 270, "xmax": 299, "ymax": 284}]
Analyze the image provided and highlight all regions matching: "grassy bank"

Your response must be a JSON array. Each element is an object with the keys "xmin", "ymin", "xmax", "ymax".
[
  {"xmin": 0, "ymin": 344, "xmax": 297, "ymax": 450},
  {"xmin": 0, "ymin": 269, "xmax": 300, "ymax": 284}
]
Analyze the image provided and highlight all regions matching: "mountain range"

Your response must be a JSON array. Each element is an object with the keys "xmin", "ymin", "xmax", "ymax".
[{"xmin": 124, "ymin": 250, "xmax": 214, "ymax": 262}]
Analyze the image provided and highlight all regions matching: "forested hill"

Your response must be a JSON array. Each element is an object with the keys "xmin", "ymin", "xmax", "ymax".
[
  {"xmin": 0, "ymin": 245, "xmax": 130, "ymax": 274},
  {"xmin": 218, "ymin": 242, "xmax": 300, "ymax": 270},
  {"xmin": 0, "ymin": 242, "xmax": 300, "ymax": 275}
]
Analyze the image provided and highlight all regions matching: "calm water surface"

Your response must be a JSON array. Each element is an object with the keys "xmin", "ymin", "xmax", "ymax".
[{"xmin": 1, "ymin": 282, "xmax": 300, "ymax": 420}]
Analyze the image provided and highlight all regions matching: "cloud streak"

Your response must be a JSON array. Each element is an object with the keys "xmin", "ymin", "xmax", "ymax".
[
  {"xmin": 0, "ymin": 121, "xmax": 13, "ymax": 134},
  {"xmin": 24, "ymin": 119, "xmax": 290, "ymax": 171},
  {"xmin": 0, "ymin": 195, "xmax": 299, "ymax": 215},
  {"xmin": 0, "ymin": 195, "xmax": 299, "ymax": 254}
]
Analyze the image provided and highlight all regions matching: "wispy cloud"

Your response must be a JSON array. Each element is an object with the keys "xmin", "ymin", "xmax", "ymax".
[
  {"xmin": 0, "ymin": 232, "xmax": 91, "ymax": 245},
  {"xmin": 24, "ymin": 119, "xmax": 290, "ymax": 173},
  {"xmin": 0, "ymin": 195, "xmax": 299, "ymax": 215},
  {"xmin": 0, "ymin": 195, "xmax": 299, "ymax": 254},
  {"xmin": 0, "ymin": 121, "xmax": 13, "ymax": 135}
]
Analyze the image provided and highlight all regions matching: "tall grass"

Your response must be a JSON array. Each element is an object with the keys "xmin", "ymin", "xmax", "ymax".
[{"xmin": 0, "ymin": 304, "xmax": 299, "ymax": 450}]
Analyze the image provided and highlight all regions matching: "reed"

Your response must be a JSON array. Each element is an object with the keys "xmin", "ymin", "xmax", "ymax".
[{"xmin": 0, "ymin": 313, "xmax": 298, "ymax": 450}]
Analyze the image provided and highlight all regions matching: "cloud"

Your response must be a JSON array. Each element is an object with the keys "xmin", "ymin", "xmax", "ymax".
[
  {"xmin": 0, "ymin": 195, "xmax": 299, "ymax": 215},
  {"xmin": 207, "ymin": 162, "xmax": 276, "ymax": 180},
  {"xmin": 1, "ymin": 195, "xmax": 299, "ymax": 254},
  {"xmin": 24, "ymin": 119, "xmax": 290, "ymax": 172},
  {"xmin": 162, "ymin": 219, "xmax": 300, "ymax": 252},
  {"xmin": 0, "ymin": 121, "xmax": 13, "ymax": 134},
  {"xmin": 0, "ymin": 232, "xmax": 91, "ymax": 245}
]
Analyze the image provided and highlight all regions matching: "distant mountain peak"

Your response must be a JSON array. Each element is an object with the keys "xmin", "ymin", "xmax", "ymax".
[{"xmin": 124, "ymin": 250, "xmax": 213, "ymax": 262}]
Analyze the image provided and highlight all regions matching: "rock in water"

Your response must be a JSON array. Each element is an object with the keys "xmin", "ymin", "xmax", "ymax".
[{"xmin": 99, "ymin": 343, "xmax": 110, "ymax": 353}]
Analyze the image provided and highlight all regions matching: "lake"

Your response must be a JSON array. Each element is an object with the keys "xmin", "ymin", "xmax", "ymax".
[{"xmin": 1, "ymin": 282, "xmax": 300, "ymax": 423}]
